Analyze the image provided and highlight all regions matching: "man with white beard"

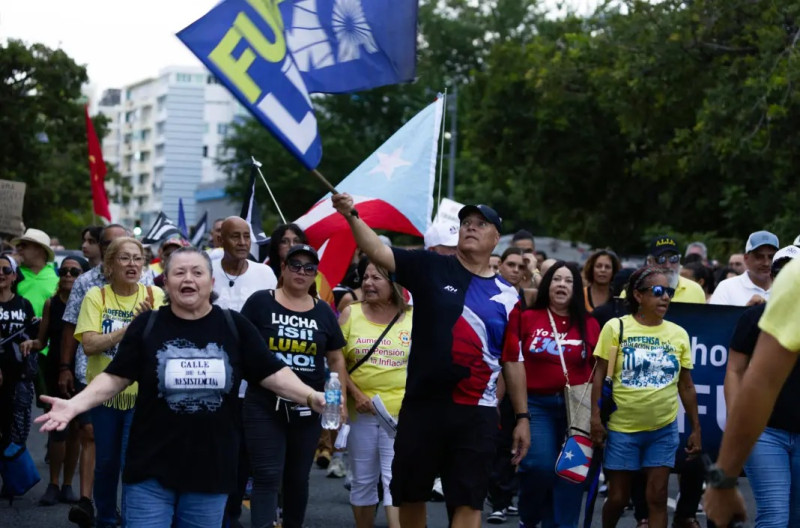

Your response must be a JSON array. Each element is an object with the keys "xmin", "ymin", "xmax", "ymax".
[{"xmin": 646, "ymin": 235, "xmax": 706, "ymax": 304}]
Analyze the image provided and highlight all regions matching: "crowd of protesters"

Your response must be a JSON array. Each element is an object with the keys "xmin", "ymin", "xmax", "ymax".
[{"xmin": 0, "ymin": 204, "xmax": 797, "ymax": 528}]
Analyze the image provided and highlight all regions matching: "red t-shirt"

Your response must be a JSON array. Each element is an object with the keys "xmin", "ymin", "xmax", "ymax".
[{"xmin": 504, "ymin": 307, "xmax": 600, "ymax": 395}]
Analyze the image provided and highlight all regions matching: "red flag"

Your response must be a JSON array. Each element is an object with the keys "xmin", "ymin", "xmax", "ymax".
[{"xmin": 85, "ymin": 105, "xmax": 111, "ymax": 222}]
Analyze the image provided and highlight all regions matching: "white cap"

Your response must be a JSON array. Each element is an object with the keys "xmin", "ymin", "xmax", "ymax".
[
  {"xmin": 773, "ymin": 245, "xmax": 800, "ymax": 264},
  {"xmin": 424, "ymin": 222, "xmax": 458, "ymax": 249}
]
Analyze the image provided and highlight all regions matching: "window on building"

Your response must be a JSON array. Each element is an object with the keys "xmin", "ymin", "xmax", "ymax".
[
  {"xmin": 139, "ymin": 174, "xmax": 147, "ymax": 185},
  {"xmin": 176, "ymin": 73, "xmax": 192, "ymax": 83},
  {"xmin": 217, "ymin": 123, "xmax": 229, "ymax": 136},
  {"xmin": 203, "ymin": 145, "xmax": 208, "ymax": 157}
]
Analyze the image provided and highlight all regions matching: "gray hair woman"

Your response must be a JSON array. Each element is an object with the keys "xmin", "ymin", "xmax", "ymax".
[
  {"xmin": 38, "ymin": 247, "xmax": 326, "ymax": 528},
  {"xmin": 339, "ymin": 261, "xmax": 412, "ymax": 528}
]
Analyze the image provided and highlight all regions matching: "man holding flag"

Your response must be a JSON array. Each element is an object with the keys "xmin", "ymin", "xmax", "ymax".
[{"xmin": 331, "ymin": 194, "xmax": 530, "ymax": 528}]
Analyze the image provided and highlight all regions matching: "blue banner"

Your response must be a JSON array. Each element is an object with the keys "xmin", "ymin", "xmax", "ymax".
[
  {"xmin": 665, "ymin": 303, "xmax": 746, "ymax": 461},
  {"xmin": 177, "ymin": 0, "xmax": 418, "ymax": 170}
]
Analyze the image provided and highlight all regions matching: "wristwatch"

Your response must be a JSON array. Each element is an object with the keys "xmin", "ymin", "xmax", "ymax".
[
  {"xmin": 706, "ymin": 464, "xmax": 737, "ymax": 489},
  {"xmin": 515, "ymin": 412, "xmax": 531, "ymax": 422}
]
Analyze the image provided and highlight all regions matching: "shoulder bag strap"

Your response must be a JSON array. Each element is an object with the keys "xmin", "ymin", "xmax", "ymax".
[
  {"xmin": 222, "ymin": 309, "xmax": 240, "ymax": 346},
  {"xmin": 547, "ymin": 308, "xmax": 571, "ymax": 387},
  {"xmin": 348, "ymin": 310, "xmax": 402, "ymax": 375}
]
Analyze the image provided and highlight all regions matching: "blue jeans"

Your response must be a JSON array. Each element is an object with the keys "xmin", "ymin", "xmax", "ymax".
[
  {"xmin": 744, "ymin": 427, "xmax": 800, "ymax": 528},
  {"xmin": 123, "ymin": 478, "xmax": 227, "ymax": 528},
  {"xmin": 518, "ymin": 394, "xmax": 584, "ymax": 528},
  {"xmin": 91, "ymin": 405, "xmax": 133, "ymax": 528}
]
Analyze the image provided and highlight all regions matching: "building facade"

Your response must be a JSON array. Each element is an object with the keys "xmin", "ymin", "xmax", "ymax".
[{"xmin": 100, "ymin": 66, "xmax": 242, "ymax": 232}]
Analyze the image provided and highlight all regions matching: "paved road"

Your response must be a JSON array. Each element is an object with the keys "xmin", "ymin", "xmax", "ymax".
[{"xmin": 2, "ymin": 409, "xmax": 755, "ymax": 527}]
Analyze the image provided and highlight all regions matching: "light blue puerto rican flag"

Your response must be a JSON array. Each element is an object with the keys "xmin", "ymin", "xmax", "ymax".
[
  {"xmin": 294, "ymin": 96, "xmax": 444, "ymax": 287},
  {"xmin": 555, "ymin": 435, "xmax": 594, "ymax": 483}
]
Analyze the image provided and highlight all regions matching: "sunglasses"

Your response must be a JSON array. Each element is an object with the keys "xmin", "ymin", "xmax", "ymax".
[
  {"xmin": 638, "ymin": 285, "xmax": 676, "ymax": 298},
  {"xmin": 0, "ymin": 266, "xmax": 14, "ymax": 275},
  {"xmin": 655, "ymin": 254, "xmax": 681, "ymax": 265},
  {"xmin": 287, "ymin": 260, "xmax": 318, "ymax": 276},
  {"xmin": 59, "ymin": 267, "xmax": 83, "ymax": 278}
]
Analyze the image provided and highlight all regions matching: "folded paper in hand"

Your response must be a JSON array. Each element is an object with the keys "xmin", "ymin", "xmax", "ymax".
[{"xmin": 371, "ymin": 395, "xmax": 397, "ymax": 438}]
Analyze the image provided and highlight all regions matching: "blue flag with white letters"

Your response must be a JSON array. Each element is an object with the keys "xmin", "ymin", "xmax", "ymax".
[{"xmin": 177, "ymin": 0, "xmax": 418, "ymax": 170}]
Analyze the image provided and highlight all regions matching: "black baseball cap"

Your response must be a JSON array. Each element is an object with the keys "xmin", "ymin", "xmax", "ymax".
[
  {"xmin": 649, "ymin": 235, "xmax": 679, "ymax": 257},
  {"xmin": 286, "ymin": 244, "xmax": 319, "ymax": 264},
  {"xmin": 458, "ymin": 204, "xmax": 502, "ymax": 232}
]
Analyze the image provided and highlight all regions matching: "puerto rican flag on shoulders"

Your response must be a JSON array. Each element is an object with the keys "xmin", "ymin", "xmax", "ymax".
[
  {"xmin": 295, "ymin": 97, "xmax": 444, "ymax": 289},
  {"xmin": 555, "ymin": 435, "xmax": 594, "ymax": 483}
]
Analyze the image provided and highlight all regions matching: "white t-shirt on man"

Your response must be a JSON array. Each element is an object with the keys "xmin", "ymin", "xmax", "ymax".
[
  {"xmin": 211, "ymin": 259, "xmax": 277, "ymax": 312},
  {"xmin": 710, "ymin": 271, "xmax": 770, "ymax": 306}
]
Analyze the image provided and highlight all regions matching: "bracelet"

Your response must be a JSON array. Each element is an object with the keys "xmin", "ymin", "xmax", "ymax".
[
  {"xmin": 306, "ymin": 392, "xmax": 315, "ymax": 408},
  {"xmin": 58, "ymin": 365, "xmax": 71, "ymax": 372},
  {"xmin": 60, "ymin": 363, "xmax": 71, "ymax": 368}
]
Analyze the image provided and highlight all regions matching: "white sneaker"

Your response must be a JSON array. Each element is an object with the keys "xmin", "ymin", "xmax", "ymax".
[
  {"xmin": 431, "ymin": 477, "xmax": 444, "ymax": 501},
  {"xmin": 487, "ymin": 510, "xmax": 507, "ymax": 524},
  {"xmin": 505, "ymin": 505, "xmax": 519, "ymax": 516},
  {"xmin": 326, "ymin": 456, "xmax": 346, "ymax": 478}
]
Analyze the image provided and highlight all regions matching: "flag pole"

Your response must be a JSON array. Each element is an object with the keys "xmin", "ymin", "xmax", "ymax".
[
  {"xmin": 310, "ymin": 169, "xmax": 338, "ymax": 194},
  {"xmin": 250, "ymin": 157, "xmax": 287, "ymax": 225}
]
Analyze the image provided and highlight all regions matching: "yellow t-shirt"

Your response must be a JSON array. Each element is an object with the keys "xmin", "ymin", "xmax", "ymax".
[
  {"xmin": 619, "ymin": 276, "xmax": 705, "ymax": 304},
  {"xmin": 594, "ymin": 315, "xmax": 693, "ymax": 433},
  {"xmin": 759, "ymin": 258, "xmax": 800, "ymax": 353},
  {"xmin": 341, "ymin": 303, "xmax": 412, "ymax": 419},
  {"xmin": 75, "ymin": 284, "xmax": 165, "ymax": 410}
]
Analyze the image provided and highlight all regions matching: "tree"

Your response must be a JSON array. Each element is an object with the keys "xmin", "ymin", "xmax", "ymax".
[{"xmin": 0, "ymin": 39, "xmax": 117, "ymax": 246}]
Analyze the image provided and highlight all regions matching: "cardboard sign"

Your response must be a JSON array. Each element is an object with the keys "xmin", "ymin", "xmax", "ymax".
[
  {"xmin": 432, "ymin": 197, "xmax": 464, "ymax": 228},
  {"xmin": 0, "ymin": 180, "xmax": 26, "ymax": 236}
]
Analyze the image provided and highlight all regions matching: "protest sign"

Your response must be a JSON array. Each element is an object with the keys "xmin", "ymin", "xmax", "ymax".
[
  {"xmin": 666, "ymin": 302, "xmax": 746, "ymax": 461},
  {"xmin": 0, "ymin": 179, "xmax": 26, "ymax": 236},
  {"xmin": 432, "ymin": 197, "xmax": 464, "ymax": 229}
]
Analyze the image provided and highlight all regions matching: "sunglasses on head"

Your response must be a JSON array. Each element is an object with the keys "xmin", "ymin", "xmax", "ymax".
[
  {"xmin": 0, "ymin": 266, "xmax": 14, "ymax": 275},
  {"xmin": 59, "ymin": 267, "xmax": 83, "ymax": 278},
  {"xmin": 287, "ymin": 260, "xmax": 318, "ymax": 276},
  {"xmin": 655, "ymin": 254, "xmax": 681, "ymax": 265},
  {"xmin": 638, "ymin": 285, "xmax": 676, "ymax": 298}
]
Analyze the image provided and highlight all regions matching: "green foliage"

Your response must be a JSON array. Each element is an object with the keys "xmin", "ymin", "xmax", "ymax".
[
  {"xmin": 0, "ymin": 39, "xmax": 115, "ymax": 247},
  {"xmin": 219, "ymin": 0, "xmax": 800, "ymax": 259}
]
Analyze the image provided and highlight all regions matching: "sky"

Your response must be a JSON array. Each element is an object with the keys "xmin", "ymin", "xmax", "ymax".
[
  {"xmin": 1, "ymin": 0, "xmax": 598, "ymax": 96},
  {"xmin": 1, "ymin": 0, "xmax": 218, "ymax": 93}
]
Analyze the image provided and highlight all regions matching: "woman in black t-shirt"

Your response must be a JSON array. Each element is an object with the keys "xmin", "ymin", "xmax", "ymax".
[
  {"xmin": 241, "ymin": 244, "xmax": 348, "ymax": 528},
  {"xmin": 37, "ymin": 248, "xmax": 325, "ymax": 528},
  {"xmin": 0, "ymin": 255, "xmax": 39, "ymax": 452}
]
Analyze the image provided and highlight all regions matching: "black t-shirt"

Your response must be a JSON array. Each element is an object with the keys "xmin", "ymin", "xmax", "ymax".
[
  {"xmin": 592, "ymin": 297, "xmax": 630, "ymax": 329},
  {"xmin": 0, "ymin": 295, "xmax": 36, "ymax": 381},
  {"xmin": 241, "ymin": 290, "xmax": 345, "ymax": 395},
  {"xmin": 391, "ymin": 248, "xmax": 518, "ymax": 407},
  {"xmin": 104, "ymin": 305, "xmax": 284, "ymax": 493},
  {"xmin": 729, "ymin": 304, "xmax": 800, "ymax": 433}
]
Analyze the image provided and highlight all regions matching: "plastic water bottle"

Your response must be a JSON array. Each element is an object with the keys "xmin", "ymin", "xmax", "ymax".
[{"xmin": 322, "ymin": 373, "xmax": 342, "ymax": 430}]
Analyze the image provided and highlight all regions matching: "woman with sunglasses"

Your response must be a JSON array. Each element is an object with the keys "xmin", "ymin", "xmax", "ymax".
[
  {"xmin": 503, "ymin": 261, "xmax": 600, "ymax": 528},
  {"xmin": 267, "ymin": 223, "xmax": 335, "ymax": 306},
  {"xmin": 241, "ymin": 244, "xmax": 348, "ymax": 528},
  {"xmin": 0, "ymin": 255, "xmax": 39, "ymax": 463},
  {"xmin": 590, "ymin": 266, "xmax": 701, "ymax": 528},
  {"xmin": 35, "ymin": 255, "xmax": 90, "ymax": 505},
  {"xmin": 74, "ymin": 237, "xmax": 165, "ymax": 528}
]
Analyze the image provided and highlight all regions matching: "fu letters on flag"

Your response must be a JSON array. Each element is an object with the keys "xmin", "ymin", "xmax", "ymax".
[{"xmin": 178, "ymin": 0, "xmax": 417, "ymax": 170}]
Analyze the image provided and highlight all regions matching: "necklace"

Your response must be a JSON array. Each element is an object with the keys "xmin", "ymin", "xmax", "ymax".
[
  {"xmin": 221, "ymin": 259, "xmax": 246, "ymax": 287},
  {"xmin": 111, "ymin": 286, "xmax": 141, "ymax": 313}
]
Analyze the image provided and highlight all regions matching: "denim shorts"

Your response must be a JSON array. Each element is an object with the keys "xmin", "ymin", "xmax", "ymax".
[{"xmin": 604, "ymin": 420, "xmax": 678, "ymax": 470}]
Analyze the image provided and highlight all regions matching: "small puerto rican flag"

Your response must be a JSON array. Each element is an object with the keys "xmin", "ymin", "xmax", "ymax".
[{"xmin": 555, "ymin": 435, "xmax": 594, "ymax": 483}]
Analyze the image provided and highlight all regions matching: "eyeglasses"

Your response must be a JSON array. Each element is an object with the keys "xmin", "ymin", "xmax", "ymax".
[
  {"xmin": 59, "ymin": 267, "xmax": 83, "ymax": 278},
  {"xmin": 287, "ymin": 260, "xmax": 317, "ymax": 276},
  {"xmin": 117, "ymin": 255, "xmax": 145, "ymax": 265},
  {"xmin": 655, "ymin": 254, "xmax": 681, "ymax": 265},
  {"xmin": 0, "ymin": 266, "xmax": 14, "ymax": 275},
  {"xmin": 638, "ymin": 285, "xmax": 676, "ymax": 298}
]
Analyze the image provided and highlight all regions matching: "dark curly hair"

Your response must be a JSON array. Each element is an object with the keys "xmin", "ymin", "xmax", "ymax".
[
  {"xmin": 532, "ymin": 260, "xmax": 588, "ymax": 347},
  {"xmin": 268, "ymin": 224, "xmax": 308, "ymax": 279}
]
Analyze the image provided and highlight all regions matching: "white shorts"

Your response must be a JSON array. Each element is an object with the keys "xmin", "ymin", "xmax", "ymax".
[{"xmin": 348, "ymin": 413, "xmax": 396, "ymax": 506}]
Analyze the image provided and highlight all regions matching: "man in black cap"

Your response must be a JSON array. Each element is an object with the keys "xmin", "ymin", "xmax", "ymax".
[
  {"xmin": 645, "ymin": 235, "xmax": 706, "ymax": 304},
  {"xmin": 332, "ymin": 194, "xmax": 530, "ymax": 528}
]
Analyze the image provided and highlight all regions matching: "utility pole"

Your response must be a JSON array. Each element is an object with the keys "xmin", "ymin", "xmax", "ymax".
[{"xmin": 447, "ymin": 85, "xmax": 458, "ymax": 199}]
